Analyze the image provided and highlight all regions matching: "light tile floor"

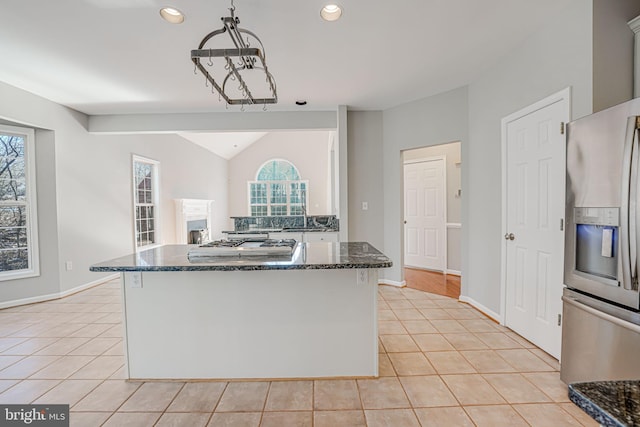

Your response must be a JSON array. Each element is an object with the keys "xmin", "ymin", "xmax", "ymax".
[{"xmin": 0, "ymin": 280, "xmax": 598, "ymax": 427}]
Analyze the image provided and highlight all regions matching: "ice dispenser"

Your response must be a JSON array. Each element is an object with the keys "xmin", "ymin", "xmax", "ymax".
[{"xmin": 574, "ymin": 207, "xmax": 619, "ymax": 283}]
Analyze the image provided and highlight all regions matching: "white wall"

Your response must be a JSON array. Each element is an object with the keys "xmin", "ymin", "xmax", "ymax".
[
  {"xmin": 381, "ymin": 87, "xmax": 469, "ymax": 284},
  {"xmin": 347, "ymin": 111, "xmax": 384, "ymax": 251},
  {"xmin": 227, "ymin": 131, "xmax": 331, "ymax": 216},
  {"xmin": 464, "ymin": 0, "xmax": 593, "ymax": 313},
  {"xmin": 592, "ymin": 0, "xmax": 640, "ymax": 112},
  {"xmin": 0, "ymin": 81, "xmax": 228, "ymax": 305}
]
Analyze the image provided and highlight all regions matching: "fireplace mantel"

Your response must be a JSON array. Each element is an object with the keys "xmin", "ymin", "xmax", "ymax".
[{"xmin": 174, "ymin": 199, "xmax": 214, "ymax": 244}]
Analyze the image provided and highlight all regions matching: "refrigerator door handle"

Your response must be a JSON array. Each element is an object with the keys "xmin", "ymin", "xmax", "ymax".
[
  {"xmin": 630, "ymin": 123, "xmax": 639, "ymax": 286},
  {"xmin": 562, "ymin": 295, "xmax": 640, "ymax": 334},
  {"xmin": 621, "ymin": 117, "xmax": 637, "ymax": 290}
]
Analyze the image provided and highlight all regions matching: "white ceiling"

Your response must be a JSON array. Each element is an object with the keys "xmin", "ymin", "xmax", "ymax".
[
  {"xmin": 178, "ymin": 131, "xmax": 267, "ymax": 159},
  {"xmin": 0, "ymin": 0, "xmax": 567, "ymax": 116}
]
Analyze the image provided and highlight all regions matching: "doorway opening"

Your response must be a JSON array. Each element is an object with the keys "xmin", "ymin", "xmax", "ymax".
[{"xmin": 402, "ymin": 142, "xmax": 462, "ymax": 299}]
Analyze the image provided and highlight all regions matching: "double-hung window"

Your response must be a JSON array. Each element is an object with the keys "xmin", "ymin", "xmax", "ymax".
[
  {"xmin": 132, "ymin": 156, "xmax": 160, "ymax": 249},
  {"xmin": 248, "ymin": 159, "xmax": 308, "ymax": 216},
  {"xmin": 0, "ymin": 125, "xmax": 39, "ymax": 280}
]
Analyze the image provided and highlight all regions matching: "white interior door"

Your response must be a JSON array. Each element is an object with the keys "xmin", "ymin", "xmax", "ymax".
[
  {"xmin": 404, "ymin": 158, "xmax": 446, "ymax": 271},
  {"xmin": 504, "ymin": 94, "xmax": 567, "ymax": 359}
]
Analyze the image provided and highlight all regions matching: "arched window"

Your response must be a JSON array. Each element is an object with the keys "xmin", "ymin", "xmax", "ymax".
[{"xmin": 249, "ymin": 159, "xmax": 308, "ymax": 216}]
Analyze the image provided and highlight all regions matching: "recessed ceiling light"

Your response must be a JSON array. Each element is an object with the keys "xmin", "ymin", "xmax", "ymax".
[
  {"xmin": 160, "ymin": 7, "xmax": 185, "ymax": 24},
  {"xmin": 320, "ymin": 4, "xmax": 342, "ymax": 22}
]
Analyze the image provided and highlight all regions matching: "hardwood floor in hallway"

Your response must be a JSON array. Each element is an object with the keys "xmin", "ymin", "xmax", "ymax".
[{"xmin": 404, "ymin": 268, "xmax": 461, "ymax": 299}]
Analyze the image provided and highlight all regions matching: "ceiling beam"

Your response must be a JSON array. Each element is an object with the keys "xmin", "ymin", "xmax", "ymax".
[{"xmin": 87, "ymin": 111, "xmax": 337, "ymax": 134}]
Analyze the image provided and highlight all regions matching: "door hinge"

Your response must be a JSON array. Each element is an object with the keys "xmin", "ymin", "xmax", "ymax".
[
  {"xmin": 557, "ymin": 314, "xmax": 562, "ymax": 326},
  {"xmin": 560, "ymin": 218, "xmax": 564, "ymax": 231},
  {"xmin": 560, "ymin": 122, "xmax": 565, "ymax": 135}
]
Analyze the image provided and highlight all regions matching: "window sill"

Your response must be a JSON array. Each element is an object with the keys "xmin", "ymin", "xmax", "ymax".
[{"xmin": 0, "ymin": 269, "xmax": 40, "ymax": 282}]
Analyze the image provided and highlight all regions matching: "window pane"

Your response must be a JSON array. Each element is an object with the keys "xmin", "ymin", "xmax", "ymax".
[
  {"xmin": 250, "ymin": 183, "xmax": 267, "ymax": 204},
  {"xmin": 290, "ymin": 206, "xmax": 303, "ymax": 215},
  {"xmin": 257, "ymin": 160, "xmax": 300, "ymax": 181},
  {"xmin": 0, "ymin": 179, "xmax": 26, "ymax": 201},
  {"xmin": 0, "ymin": 249, "xmax": 28, "ymax": 271},
  {"xmin": 135, "ymin": 162, "xmax": 153, "ymax": 202},
  {"xmin": 0, "ymin": 207, "xmax": 26, "ymax": 227},
  {"xmin": 0, "ymin": 135, "xmax": 24, "ymax": 157},
  {"xmin": 271, "ymin": 205, "xmax": 287, "ymax": 216},
  {"xmin": 134, "ymin": 159, "xmax": 158, "ymax": 248},
  {"xmin": 0, "ymin": 228, "xmax": 25, "ymax": 249},
  {"xmin": 0, "ymin": 135, "xmax": 26, "ymax": 202},
  {"xmin": 270, "ymin": 183, "xmax": 287, "ymax": 204},
  {"xmin": 251, "ymin": 206, "xmax": 267, "ymax": 216}
]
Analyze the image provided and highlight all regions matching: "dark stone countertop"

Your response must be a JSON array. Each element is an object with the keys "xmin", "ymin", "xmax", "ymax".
[
  {"xmin": 569, "ymin": 380, "xmax": 640, "ymax": 427},
  {"xmin": 90, "ymin": 242, "xmax": 392, "ymax": 272},
  {"xmin": 222, "ymin": 228, "xmax": 339, "ymax": 234}
]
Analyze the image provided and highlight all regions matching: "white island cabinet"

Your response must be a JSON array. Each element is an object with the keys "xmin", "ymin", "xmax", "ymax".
[
  {"xmin": 90, "ymin": 242, "xmax": 391, "ymax": 380},
  {"xmin": 303, "ymin": 231, "xmax": 339, "ymax": 242},
  {"xmin": 268, "ymin": 231, "xmax": 303, "ymax": 241}
]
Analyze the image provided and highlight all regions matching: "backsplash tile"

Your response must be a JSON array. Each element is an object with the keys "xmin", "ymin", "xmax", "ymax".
[{"xmin": 231, "ymin": 215, "xmax": 339, "ymax": 231}]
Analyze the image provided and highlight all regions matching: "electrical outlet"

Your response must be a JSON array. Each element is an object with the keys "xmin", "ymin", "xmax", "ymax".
[
  {"xmin": 65, "ymin": 261, "xmax": 73, "ymax": 271},
  {"xmin": 129, "ymin": 272, "xmax": 143, "ymax": 288},
  {"xmin": 362, "ymin": 202, "xmax": 368, "ymax": 210},
  {"xmin": 356, "ymin": 269, "xmax": 368, "ymax": 285}
]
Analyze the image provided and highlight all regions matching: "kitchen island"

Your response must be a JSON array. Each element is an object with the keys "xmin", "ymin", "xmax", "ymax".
[{"xmin": 90, "ymin": 242, "xmax": 391, "ymax": 380}]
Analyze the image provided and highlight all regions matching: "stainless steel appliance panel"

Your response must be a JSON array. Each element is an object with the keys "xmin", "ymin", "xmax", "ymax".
[
  {"xmin": 565, "ymin": 99, "xmax": 640, "ymax": 309},
  {"xmin": 561, "ymin": 288, "xmax": 640, "ymax": 383}
]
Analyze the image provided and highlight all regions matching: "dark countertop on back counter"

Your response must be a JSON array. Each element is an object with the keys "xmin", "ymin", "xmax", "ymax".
[
  {"xmin": 90, "ymin": 242, "xmax": 392, "ymax": 272},
  {"xmin": 222, "ymin": 228, "xmax": 339, "ymax": 233},
  {"xmin": 569, "ymin": 380, "xmax": 640, "ymax": 427}
]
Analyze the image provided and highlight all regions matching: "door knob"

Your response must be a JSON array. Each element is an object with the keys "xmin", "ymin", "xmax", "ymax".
[
  {"xmin": 504, "ymin": 233, "xmax": 515, "ymax": 241},
  {"xmin": 404, "ymin": 221, "xmax": 407, "ymax": 224}
]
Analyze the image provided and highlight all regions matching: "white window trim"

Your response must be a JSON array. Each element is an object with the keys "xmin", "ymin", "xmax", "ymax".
[
  {"xmin": 0, "ymin": 125, "xmax": 39, "ymax": 282},
  {"xmin": 247, "ymin": 179, "xmax": 309, "ymax": 216},
  {"xmin": 132, "ymin": 155, "xmax": 161, "ymax": 252}
]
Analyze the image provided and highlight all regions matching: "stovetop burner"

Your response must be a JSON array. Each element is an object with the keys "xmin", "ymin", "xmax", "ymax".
[
  {"xmin": 189, "ymin": 237, "xmax": 298, "ymax": 259},
  {"xmin": 259, "ymin": 239, "xmax": 296, "ymax": 248},
  {"xmin": 201, "ymin": 240, "xmax": 244, "ymax": 248}
]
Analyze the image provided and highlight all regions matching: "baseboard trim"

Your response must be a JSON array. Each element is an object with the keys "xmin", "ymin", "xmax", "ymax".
[
  {"xmin": 0, "ymin": 273, "xmax": 119, "ymax": 309},
  {"xmin": 446, "ymin": 269, "xmax": 461, "ymax": 276},
  {"xmin": 378, "ymin": 279, "xmax": 406, "ymax": 288},
  {"xmin": 458, "ymin": 295, "xmax": 502, "ymax": 323}
]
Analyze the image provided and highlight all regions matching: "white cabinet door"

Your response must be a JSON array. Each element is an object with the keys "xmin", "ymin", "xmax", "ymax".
[{"xmin": 304, "ymin": 232, "xmax": 339, "ymax": 243}]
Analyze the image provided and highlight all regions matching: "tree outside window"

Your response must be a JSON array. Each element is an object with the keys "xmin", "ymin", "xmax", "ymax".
[
  {"xmin": 0, "ymin": 126, "xmax": 39, "ymax": 280},
  {"xmin": 133, "ymin": 156, "xmax": 160, "ymax": 249}
]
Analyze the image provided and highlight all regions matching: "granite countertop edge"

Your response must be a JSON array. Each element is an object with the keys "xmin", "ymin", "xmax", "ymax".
[
  {"xmin": 90, "ymin": 242, "xmax": 392, "ymax": 272},
  {"xmin": 568, "ymin": 381, "xmax": 638, "ymax": 427},
  {"xmin": 222, "ymin": 228, "xmax": 339, "ymax": 233},
  {"xmin": 90, "ymin": 261, "xmax": 393, "ymax": 272}
]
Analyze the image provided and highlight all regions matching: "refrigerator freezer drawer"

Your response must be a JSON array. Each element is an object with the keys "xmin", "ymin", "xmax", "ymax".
[{"xmin": 560, "ymin": 289, "xmax": 640, "ymax": 384}]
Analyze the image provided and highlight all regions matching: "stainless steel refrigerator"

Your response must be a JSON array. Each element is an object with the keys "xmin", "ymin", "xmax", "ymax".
[{"xmin": 562, "ymin": 97, "xmax": 640, "ymax": 383}]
